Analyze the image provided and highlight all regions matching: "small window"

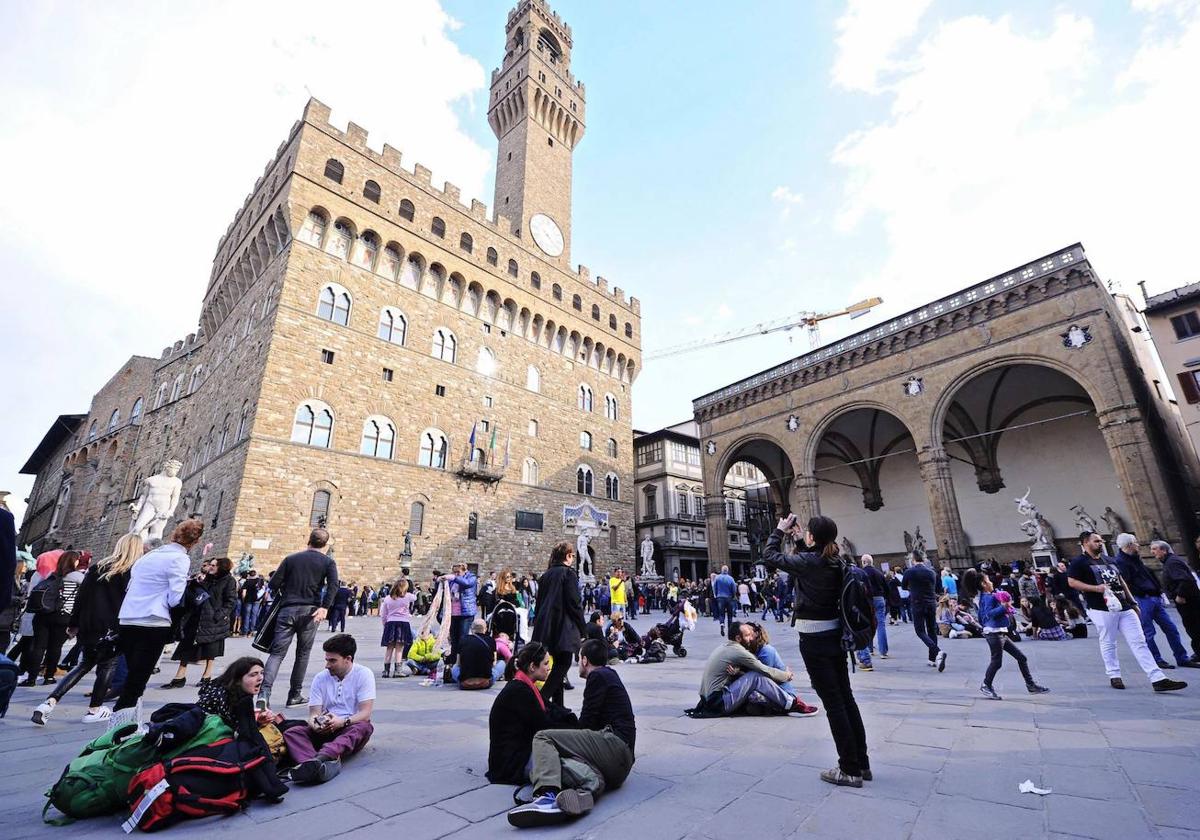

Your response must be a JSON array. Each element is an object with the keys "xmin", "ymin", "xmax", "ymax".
[
  {"xmin": 547, "ymin": 137, "xmax": 554, "ymax": 147},
  {"xmin": 531, "ymin": 271, "xmax": 541, "ymax": 290},
  {"xmin": 310, "ymin": 490, "xmax": 331, "ymax": 527},
  {"xmin": 431, "ymin": 217, "xmax": 446, "ymax": 238},
  {"xmin": 410, "ymin": 501, "xmax": 425, "ymax": 535},
  {"xmin": 486, "ymin": 247, "xmax": 498, "ymax": 266},
  {"xmin": 572, "ymin": 294, "xmax": 582, "ymax": 311},
  {"xmin": 553, "ymin": 284, "xmax": 563, "ymax": 301},
  {"xmin": 527, "ymin": 365, "xmax": 540, "ymax": 392},
  {"xmin": 363, "ymin": 180, "xmax": 381, "ymax": 203},
  {"xmin": 625, "ymin": 322, "xmax": 633, "ymax": 339},
  {"xmin": 484, "ymin": 395, "xmax": 494, "ymax": 408},
  {"xmin": 435, "ymin": 384, "xmax": 446, "ymax": 397},
  {"xmin": 323, "ymin": 159, "xmax": 344, "ymax": 184},
  {"xmin": 399, "ymin": 199, "xmax": 415, "ymax": 221},
  {"xmin": 468, "ymin": 512, "xmax": 479, "ymax": 540},
  {"xmin": 460, "ymin": 232, "xmax": 473, "ymax": 253},
  {"xmin": 383, "ymin": 367, "xmax": 394, "ymax": 382},
  {"xmin": 580, "ymin": 430, "xmax": 592, "ymax": 451},
  {"xmin": 321, "ymin": 349, "xmax": 335, "ymax": 365},
  {"xmin": 1171, "ymin": 311, "xmax": 1200, "ymax": 340},
  {"xmin": 528, "ymin": 418, "xmax": 539, "ymax": 437},
  {"xmin": 508, "ymin": 259, "xmax": 519, "ymax": 277},
  {"xmin": 515, "ymin": 510, "xmax": 544, "ymax": 531}
]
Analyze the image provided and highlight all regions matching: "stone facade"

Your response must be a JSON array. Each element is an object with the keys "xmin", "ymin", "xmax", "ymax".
[
  {"xmin": 693, "ymin": 245, "xmax": 1200, "ymax": 569},
  {"xmin": 1141, "ymin": 280, "xmax": 1200, "ymax": 462},
  {"xmin": 18, "ymin": 0, "xmax": 641, "ymax": 582}
]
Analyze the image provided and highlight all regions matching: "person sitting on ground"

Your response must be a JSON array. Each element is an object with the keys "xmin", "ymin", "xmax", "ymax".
[
  {"xmin": 694, "ymin": 621, "xmax": 818, "ymax": 717},
  {"xmin": 1028, "ymin": 598, "xmax": 1068, "ymax": 640},
  {"xmin": 282, "ymin": 633, "xmax": 375, "ymax": 784},
  {"xmin": 506, "ymin": 638, "xmax": 636, "ymax": 828},
  {"xmin": 453, "ymin": 618, "xmax": 506, "ymax": 689},
  {"xmin": 753, "ymin": 623, "xmax": 801, "ymax": 703},
  {"xmin": 584, "ymin": 611, "xmax": 606, "ymax": 644},
  {"xmin": 936, "ymin": 596, "xmax": 974, "ymax": 639},
  {"xmin": 635, "ymin": 626, "xmax": 668, "ymax": 664},
  {"xmin": 400, "ymin": 627, "xmax": 442, "ymax": 677},
  {"xmin": 1054, "ymin": 596, "xmax": 1088, "ymax": 638},
  {"xmin": 487, "ymin": 642, "xmax": 552, "ymax": 784},
  {"xmin": 606, "ymin": 615, "xmax": 642, "ymax": 662}
]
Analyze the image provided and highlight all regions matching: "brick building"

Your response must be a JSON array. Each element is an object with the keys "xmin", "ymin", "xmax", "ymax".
[{"xmin": 19, "ymin": 0, "xmax": 641, "ymax": 582}]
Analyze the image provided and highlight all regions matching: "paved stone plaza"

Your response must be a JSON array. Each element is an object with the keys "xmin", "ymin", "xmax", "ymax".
[{"xmin": 5, "ymin": 613, "xmax": 1200, "ymax": 839}]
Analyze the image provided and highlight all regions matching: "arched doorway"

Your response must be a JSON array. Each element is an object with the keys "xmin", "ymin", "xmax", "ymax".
[
  {"xmin": 939, "ymin": 362, "xmax": 1130, "ymax": 565},
  {"xmin": 713, "ymin": 437, "xmax": 795, "ymax": 576},
  {"xmin": 812, "ymin": 407, "xmax": 925, "ymax": 565}
]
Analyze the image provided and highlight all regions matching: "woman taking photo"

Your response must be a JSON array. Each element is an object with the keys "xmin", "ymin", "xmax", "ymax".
[
  {"xmin": 164, "ymin": 556, "xmax": 238, "ymax": 688},
  {"xmin": 763, "ymin": 514, "xmax": 869, "ymax": 788},
  {"xmin": 487, "ymin": 642, "xmax": 552, "ymax": 784},
  {"xmin": 31, "ymin": 534, "xmax": 143, "ymax": 725},
  {"xmin": 529, "ymin": 542, "xmax": 585, "ymax": 707}
]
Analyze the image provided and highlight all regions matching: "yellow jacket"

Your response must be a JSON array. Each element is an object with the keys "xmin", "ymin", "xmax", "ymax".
[{"xmin": 409, "ymin": 635, "xmax": 441, "ymax": 663}]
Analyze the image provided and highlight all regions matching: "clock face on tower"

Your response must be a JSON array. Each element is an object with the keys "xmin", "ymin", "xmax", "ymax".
[{"xmin": 530, "ymin": 213, "xmax": 564, "ymax": 257}]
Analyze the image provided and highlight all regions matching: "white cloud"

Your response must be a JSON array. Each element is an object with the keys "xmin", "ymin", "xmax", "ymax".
[
  {"xmin": 832, "ymin": 0, "xmax": 934, "ymax": 93},
  {"xmin": 829, "ymin": 5, "xmax": 1200, "ymax": 318},
  {"xmin": 770, "ymin": 185, "xmax": 805, "ymax": 222}
]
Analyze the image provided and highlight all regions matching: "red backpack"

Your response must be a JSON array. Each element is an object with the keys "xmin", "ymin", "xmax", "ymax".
[{"xmin": 122, "ymin": 738, "xmax": 268, "ymax": 832}]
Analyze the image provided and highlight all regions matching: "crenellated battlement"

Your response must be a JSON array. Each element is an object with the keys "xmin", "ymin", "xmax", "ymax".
[{"xmin": 159, "ymin": 329, "xmax": 206, "ymax": 365}]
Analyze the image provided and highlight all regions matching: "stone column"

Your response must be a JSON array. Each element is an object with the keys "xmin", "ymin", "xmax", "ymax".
[
  {"xmin": 704, "ymin": 494, "xmax": 730, "ymax": 569},
  {"xmin": 791, "ymin": 474, "xmax": 821, "ymax": 524},
  {"xmin": 917, "ymin": 447, "xmax": 971, "ymax": 565},
  {"xmin": 1097, "ymin": 405, "xmax": 1184, "ymax": 544}
]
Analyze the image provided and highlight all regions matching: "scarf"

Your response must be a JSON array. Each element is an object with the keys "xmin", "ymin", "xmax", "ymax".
[{"xmin": 514, "ymin": 670, "xmax": 545, "ymax": 712}]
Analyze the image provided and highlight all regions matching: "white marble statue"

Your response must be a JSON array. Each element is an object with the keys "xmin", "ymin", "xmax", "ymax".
[
  {"xmin": 640, "ymin": 536, "xmax": 656, "ymax": 577},
  {"xmin": 1070, "ymin": 504, "xmax": 1099, "ymax": 534},
  {"xmin": 576, "ymin": 532, "xmax": 592, "ymax": 578},
  {"xmin": 1014, "ymin": 487, "xmax": 1053, "ymax": 550},
  {"xmin": 129, "ymin": 459, "xmax": 183, "ymax": 541}
]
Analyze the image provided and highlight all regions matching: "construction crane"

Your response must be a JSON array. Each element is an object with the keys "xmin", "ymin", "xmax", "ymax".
[{"xmin": 644, "ymin": 297, "xmax": 883, "ymax": 361}]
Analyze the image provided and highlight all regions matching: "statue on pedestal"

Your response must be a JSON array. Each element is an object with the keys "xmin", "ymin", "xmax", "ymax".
[
  {"xmin": 1070, "ymin": 505, "xmax": 1099, "ymax": 534},
  {"xmin": 912, "ymin": 527, "xmax": 927, "ymax": 560},
  {"xmin": 129, "ymin": 459, "xmax": 183, "ymax": 541},
  {"xmin": 1102, "ymin": 506, "xmax": 1126, "ymax": 537},
  {"xmin": 1014, "ymin": 487, "xmax": 1053, "ymax": 551},
  {"xmin": 640, "ymin": 535, "xmax": 656, "ymax": 578},
  {"xmin": 576, "ymin": 532, "xmax": 592, "ymax": 578}
]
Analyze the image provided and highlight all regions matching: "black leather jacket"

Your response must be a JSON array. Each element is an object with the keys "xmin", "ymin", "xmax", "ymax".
[{"xmin": 761, "ymin": 529, "xmax": 840, "ymax": 622}]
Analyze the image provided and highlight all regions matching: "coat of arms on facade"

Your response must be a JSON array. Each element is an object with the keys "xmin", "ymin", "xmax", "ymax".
[
  {"xmin": 902, "ymin": 376, "xmax": 924, "ymax": 397},
  {"xmin": 786, "ymin": 415, "xmax": 800, "ymax": 432},
  {"xmin": 1061, "ymin": 325, "xmax": 1092, "ymax": 349},
  {"xmin": 705, "ymin": 440, "xmax": 717, "ymax": 456}
]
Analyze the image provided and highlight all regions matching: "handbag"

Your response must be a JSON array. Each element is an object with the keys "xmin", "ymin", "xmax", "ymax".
[
  {"xmin": 257, "ymin": 723, "xmax": 286, "ymax": 760},
  {"xmin": 251, "ymin": 598, "xmax": 284, "ymax": 653}
]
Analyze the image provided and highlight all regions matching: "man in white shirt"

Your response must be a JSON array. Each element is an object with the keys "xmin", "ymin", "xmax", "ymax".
[{"xmin": 283, "ymin": 633, "xmax": 375, "ymax": 784}]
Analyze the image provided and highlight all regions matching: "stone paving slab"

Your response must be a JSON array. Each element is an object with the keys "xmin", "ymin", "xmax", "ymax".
[{"xmin": 5, "ymin": 612, "xmax": 1200, "ymax": 838}]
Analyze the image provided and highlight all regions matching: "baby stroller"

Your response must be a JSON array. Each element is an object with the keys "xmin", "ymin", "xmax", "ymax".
[
  {"xmin": 652, "ymin": 602, "xmax": 689, "ymax": 657},
  {"xmin": 488, "ymin": 600, "xmax": 522, "ymax": 644}
]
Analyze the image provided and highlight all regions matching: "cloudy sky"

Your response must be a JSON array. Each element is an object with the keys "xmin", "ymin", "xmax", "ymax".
[{"xmin": 2, "ymin": 0, "xmax": 1199, "ymax": 523}]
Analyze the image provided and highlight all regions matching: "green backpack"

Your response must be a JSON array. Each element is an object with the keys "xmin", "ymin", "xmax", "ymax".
[{"xmin": 43, "ymin": 715, "xmax": 233, "ymax": 824}]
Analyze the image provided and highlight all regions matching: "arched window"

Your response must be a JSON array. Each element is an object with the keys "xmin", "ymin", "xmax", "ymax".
[
  {"xmin": 486, "ymin": 247, "xmax": 498, "ymax": 266},
  {"xmin": 381, "ymin": 244, "xmax": 401, "ymax": 280},
  {"xmin": 291, "ymin": 400, "xmax": 333, "ymax": 448},
  {"xmin": 400, "ymin": 254, "xmax": 421, "ymax": 289},
  {"xmin": 323, "ymin": 159, "xmax": 344, "ymax": 184},
  {"xmin": 170, "ymin": 374, "xmax": 185, "ymax": 402},
  {"xmin": 418, "ymin": 429, "xmax": 449, "ymax": 469},
  {"xmin": 553, "ymin": 284, "xmax": 563, "ymax": 301},
  {"xmin": 410, "ymin": 501, "xmax": 425, "ymax": 535},
  {"xmin": 189, "ymin": 366, "xmax": 203, "ymax": 394},
  {"xmin": 604, "ymin": 394, "xmax": 618, "ymax": 421},
  {"xmin": 262, "ymin": 285, "xmax": 277, "ymax": 318},
  {"xmin": 576, "ymin": 465, "xmax": 594, "ymax": 496},
  {"xmin": 526, "ymin": 365, "xmax": 540, "ymax": 392},
  {"xmin": 360, "ymin": 417, "xmax": 396, "ymax": 459},
  {"xmin": 606, "ymin": 474, "xmax": 620, "ymax": 501},
  {"xmin": 219, "ymin": 413, "xmax": 231, "ymax": 452},
  {"xmin": 363, "ymin": 179, "xmax": 381, "ymax": 203},
  {"xmin": 300, "ymin": 210, "xmax": 327, "ymax": 247},
  {"xmin": 607, "ymin": 438, "xmax": 618, "ymax": 458},
  {"xmin": 130, "ymin": 397, "xmax": 143, "ymax": 424},
  {"xmin": 236, "ymin": 400, "xmax": 250, "ymax": 440},
  {"xmin": 522, "ymin": 458, "xmax": 539, "ymax": 486},
  {"xmin": 531, "ymin": 271, "xmax": 542, "ymax": 290},
  {"xmin": 625, "ymin": 322, "xmax": 633, "ymax": 339},
  {"xmin": 591, "ymin": 304, "xmax": 600, "ymax": 321},
  {"xmin": 578, "ymin": 384, "xmax": 593, "ymax": 412},
  {"xmin": 476, "ymin": 347, "xmax": 497, "ymax": 377},
  {"xmin": 317, "ymin": 284, "xmax": 352, "ymax": 326},
  {"xmin": 507, "ymin": 259, "xmax": 518, "ymax": 277},
  {"xmin": 355, "ymin": 230, "xmax": 379, "ymax": 270},
  {"xmin": 155, "ymin": 383, "xmax": 169, "ymax": 409},
  {"xmin": 431, "ymin": 217, "xmax": 446, "ymax": 238},
  {"xmin": 580, "ymin": 431, "xmax": 592, "ymax": 451},
  {"xmin": 460, "ymin": 232, "xmax": 473, "ymax": 253},
  {"xmin": 87, "ymin": 420, "xmax": 98, "ymax": 441},
  {"xmin": 432, "ymin": 328, "xmax": 457, "ymax": 363},
  {"xmin": 378, "ymin": 307, "xmax": 407, "ymax": 344},
  {"xmin": 107, "ymin": 409, "xmax": 120, "ymax": 432},
  {"xmin": 49, "ymin": 480, "xmax": 72, "ymax": 531},
  {"xmin": 310, "ymin": 489, "xmax": 331, "ymax": 527},
  {"xmin": 572, "ymin": 294, "xmax": 582, "ymax": 311},
  {"xmin": 609, "ymin": 314, "xmax": 617, "ymax": 330},
  {"xmin": 399, "ymin": 198, "xmax": 416, "ymax": 221},
  {"xmin": 330, "ymin": 220, "xmax": 353, "ymax": 259},
  {"xmin": 471, "ymin": 447, "xmax": 485, "ymax": 464}
]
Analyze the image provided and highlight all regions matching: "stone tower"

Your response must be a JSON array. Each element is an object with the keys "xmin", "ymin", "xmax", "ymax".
[{"xmin": 488, "ymin": 0, "xmax": 585, "ymax": 267}]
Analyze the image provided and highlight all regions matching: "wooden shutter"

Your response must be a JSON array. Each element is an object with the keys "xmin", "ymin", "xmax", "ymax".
[{"xmin": 1178, "ymin": 372, "xmax": 1200, "ymax": 404}]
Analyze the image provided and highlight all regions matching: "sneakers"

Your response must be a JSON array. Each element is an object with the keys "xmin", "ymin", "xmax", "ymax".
[
  {"xmin": 82, "ymin": 707, "xmax": 113, "ymax": 723},
  {"xmin": 936, "ymin": 651, "xmax": 948, "ymax": 672},
  {"xmin": 1153, "ymin": 678, "xmax": 1187, "ymax": 692},
  {"xmin": 926, "ymin": 660, "xmax": 938, "ymax": 668},
  {"xmin": 32, "ymin": 701, "xmax": 54, "ymax": 725},
  {"xmin": 857, "ymin": 662, "xmax": 874, "ymax": 671},
  {"xmin": 979, "ymin": 684, "xmax": 1002, "ymax": 701},
  {"xmin": 286, "ymin": 694, "xmax": 309, "ymax": 708},
  {"xmin": 555, "ymin": 788, "xmax": 595, "ymax": 816},
  {"xmin": 819, "ymin": 767, "xmax": 863, "ymax": 788},
  {"xmin": 789, "ymin": 698, "xmax": 820, "ymax": 717},
  {"xmin": 879, "ymin": 653, "xmax": 890, "ymax": 659},
  {"xmin": 1110, "ymin": 677, "xmax": 1126, "ymax": 690},
  {"xmin": 289, "ymin": 757, "xmax": 341, "ymax": 784},
  {"xmin": 1026, "ymin": 683, "xmax": 1050, "ymax": 694},
  {"xmin": 507, "ymin": 792, "xmax": 568, "ymax": 827}
]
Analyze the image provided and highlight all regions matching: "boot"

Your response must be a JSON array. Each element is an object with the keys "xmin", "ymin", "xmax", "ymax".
[{"xmin": 382, "ymin": 663, "xmax": 391, "ymax": 679}]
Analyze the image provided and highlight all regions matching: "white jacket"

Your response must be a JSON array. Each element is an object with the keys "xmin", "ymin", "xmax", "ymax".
[{"xmin": 118, "ymin": 542, "xmax": 191, "ymax": 627}]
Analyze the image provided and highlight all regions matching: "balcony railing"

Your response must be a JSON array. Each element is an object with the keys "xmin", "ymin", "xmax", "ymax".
[{"xmin": 455, "ymin": 458, "xmax": 505, "ymax": 483}]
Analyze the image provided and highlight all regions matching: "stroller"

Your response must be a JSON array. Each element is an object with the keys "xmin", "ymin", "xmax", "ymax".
[{"xmin": 651, "ymin": 601, "xmax": 690, "ymax": 658}]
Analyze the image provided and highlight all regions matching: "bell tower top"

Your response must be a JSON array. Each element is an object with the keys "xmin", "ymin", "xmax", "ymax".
[{"xmin": 489, "ymin": 0, "xmax": 585, "ymax": 266}]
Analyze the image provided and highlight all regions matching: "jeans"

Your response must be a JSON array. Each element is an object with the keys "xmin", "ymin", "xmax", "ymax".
[
  {"xmin": 450, "ymin": 661, "xmax": 506, "ymax": 684},
  {"xmin": 262, "ymin": 606, "xmax": 319, "ymax": 700},
  {"xmin": 48, "ymin": 643, "xmax": 118, "ymax": 706},
  {"xmin": 284, "ymin": 720, "xmax": 374, "ymax": 763},
  {"xmin": 856, "ymin": 597, "xmax": 889, "ymax": 665},
  {"xmin": 713, "ymin": 597, "xmax": 734, "ymax": 633},
  {"xmin": 983, "ymin": 632, "xmax": 1032, "ymax": 687},
  {"xmin": 1135, "ymin": 596, "xmax": 1190, "ymax": 665},
  {"xmin": 448, "ymin": 615, "xmax": 471, "ymax": 664},
  {"xmin": 721, "ymin": 671, "xmax": 792, "ymax": 713},
  {"xmin": 115, "ymin": 625, "xmax": 173, "ymax": 710},
  {"xmin": 240, "ymin": 602, "xmax": 260, "ymax": 635},
  {"xmin": 911, "ymin": 602, "xmax": 940, "ymax": 662},
  {"xmin": 799, "ymin": 630, "xmax": 869, "ymax": 777},
  {"xmin": 1088, "ymin": 608, "xmax": 1165, "ymax": 682}
]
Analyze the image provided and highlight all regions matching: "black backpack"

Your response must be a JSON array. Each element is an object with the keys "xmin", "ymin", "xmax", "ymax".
[
  {"xmin": 26, "ymin": 576, "xmax": 62, "ymax": 615},
  {"xmin": 839, "ymin": 561, "xmax": 876, "ymax": 660}
]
